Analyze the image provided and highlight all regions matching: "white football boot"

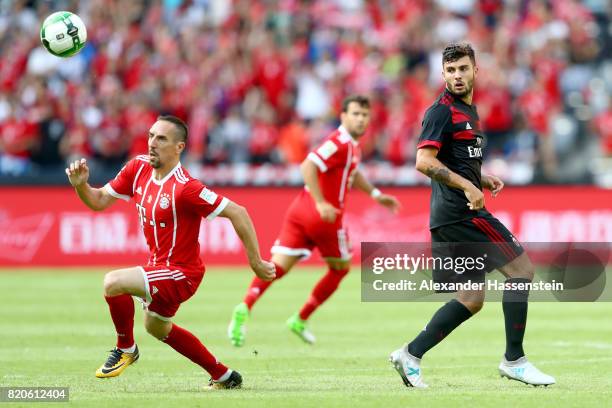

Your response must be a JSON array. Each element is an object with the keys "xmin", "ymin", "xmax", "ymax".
[
  {"xmin": 389, "ymin": 346, "xmax": 428, "ymax": 388},
  {"xmin": 499, "ymin": 356, "xmax": 556, "ymax": 387}
]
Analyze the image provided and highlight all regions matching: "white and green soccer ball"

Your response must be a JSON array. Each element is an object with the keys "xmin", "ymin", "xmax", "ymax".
[{"xmin": 40, "ymin": 11, "xmax": 87, "ymax": 58}]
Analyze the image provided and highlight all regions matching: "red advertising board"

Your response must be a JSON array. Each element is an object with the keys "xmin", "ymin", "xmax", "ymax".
[{"xmin": 0, "ymin": 186, "xmax": 610, "ymax": 266}]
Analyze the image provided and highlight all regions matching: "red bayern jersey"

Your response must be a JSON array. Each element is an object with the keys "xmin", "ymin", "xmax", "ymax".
[
  {"xmin": 104, "ymin": 155, "xmax": 228, "ymax": 276},
  {"xmin": 306, "ymin": 126, "xmax": 361, "ymax": 211}
]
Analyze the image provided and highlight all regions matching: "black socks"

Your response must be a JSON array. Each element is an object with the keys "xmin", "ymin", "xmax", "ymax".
[
  {"xmin": 408, "ymin": 299, "xmax": 473, "ymax": 359},
  {"xmin": 503, "ymin": 278, "xmax": 530, "ymax": 361}
]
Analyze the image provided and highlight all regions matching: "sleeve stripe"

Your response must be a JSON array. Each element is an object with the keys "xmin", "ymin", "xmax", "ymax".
[
  {"xmin": 307, "ymin": 152, "xmax": 328, "ymax": 172},
  {"xmin": 132, "ymin": 164, "xmax": 145, "ymax": 195},
  {"xmin": 417, "ymin": 140, "xmax": 442, "ymax": 150},
  {"xmin": 104, "ymin": 183, "xmax": 130, "ymax": 201},
  {"xmin": 206, "ymin": 197, "xmax": 229, "ymax": 220}
]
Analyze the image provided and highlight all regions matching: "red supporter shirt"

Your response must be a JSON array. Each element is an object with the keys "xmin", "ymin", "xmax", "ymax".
[
  {"xmin": 306, "ymin": 126, "xmax": 361, "ymax": 211},
  {"xmin": 104, "ymin": 155, "xmax": 228, "ymax": 277}
]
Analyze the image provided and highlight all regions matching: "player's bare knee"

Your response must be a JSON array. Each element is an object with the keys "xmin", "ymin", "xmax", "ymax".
[
  {"xmin": 145, "ymin": 324, "xmax": 165, "ymax": 340},
  {"xmin": 330, "ymin": 265, "xmax": 350, "ymax": 277},
  {"xmin": 523, "ymin": 260, "xmax": 535, "ymax": 281},
  {"xmin": 505, "ymin": 254, "xmax": 535, "ymax": 281},
  {"xmin": 145, "ymin": 325, "xmax": 165, "ymax": 340},
  {"xmin": 461, "ymin": 300, "xmax": 484, "ymax": 314},
  {"xmin": 271, "ymin": 253, "xmax": 299, "ymax": 273},
  {"xmin": 144, "ymin": 316, "xmax": 171, "ymax": 340},
  {"xmin": 326, "ymin": 259, "xmax": 350, "ymax": 273},
  {"xmin": 103, "ymin": 272, "xmax": 122, "ymax": 296}
]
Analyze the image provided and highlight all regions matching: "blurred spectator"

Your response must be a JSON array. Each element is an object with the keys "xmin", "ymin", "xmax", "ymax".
[
  {"xmin": 592, "ymin": 96, "xmax": 612, "ymax": 156},
  {"xmin": 0, "ymin": 98, "xmax": 38, "ymax": 175},
  {"xmin": 0, "ymin": 0, "xmax": 609, "ymax": 185}
]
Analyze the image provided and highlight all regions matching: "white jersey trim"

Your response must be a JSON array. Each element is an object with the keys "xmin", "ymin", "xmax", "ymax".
[
  {"xmin": 338, "ymin": 142, "xmax": 353, "ymax": 205},
  {"xmin": 175, "ymin": 167, "xmax": 189, "ymax": 184},
  {"xmin": 337, "ymin": 228, "xmax": 352, "ymax": 260},
  {"xmin": 338, "ymin": 125, "xmax": 358, "ymax": 146},
  {"xmin": 104, "ymin": 183, "xmax": 130, "ymax": 202},
  {"xmin": 307, "ymin": 152, "xmax": 328, "ymax": 172},
  {"xmin": 271, "ymin": 245, "xmax": 312, "ymax": 259},
  {"xmin": 146, "ymin": 310, "xmax": 173, "ymax": 321},
  {"xmin": 206, "ymin": 197, "xmax": 229, "ymax": 220},
  {"xmin": 138, "ymin": 266, "xmax": 153, "ymax": 304},
  {"xmin": 166, "ymin": 182, "xmax": 178, "ymax": 266},
  {"xmin": 132, "ymin": 164, "xmax": 145, "ymax": 195},
  {"xmin": 151, "ymin": 183, "xmax": 164, "ymax": 263},
  {"xmin": 151, "ymin": 161, "xmax": 182, "ymax": 186}
]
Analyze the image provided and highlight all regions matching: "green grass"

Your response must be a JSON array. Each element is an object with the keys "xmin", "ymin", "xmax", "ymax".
[{"xmin": 0, "ymin": 267, "xmax": 611, "ymax": 407}]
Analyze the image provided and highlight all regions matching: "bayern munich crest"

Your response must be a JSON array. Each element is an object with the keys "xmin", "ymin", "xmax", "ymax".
[{"xmin": 159, "ymin": 193, "xmax": 171, "ymax": 209}]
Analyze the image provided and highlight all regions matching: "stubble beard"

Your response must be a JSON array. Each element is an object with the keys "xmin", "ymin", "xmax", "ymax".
[
  {"xmin": 448, "ymin": 77, "xmax": 474, "ymax": 97},
  {"xmin": 348, "ymin": 124, "xmax": 366, "ymax": 138},
  {"xmin": 149, "ymin": 157, "xmax": 161, "ymax": 168}
]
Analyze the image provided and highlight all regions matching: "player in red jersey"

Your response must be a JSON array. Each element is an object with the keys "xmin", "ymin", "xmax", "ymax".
[
  {"xmin": 228, "ymin": 95, "xmax": 400, "ymax": 346},
  {"xmin": 65, "ymin": 115, "xmax": 275, "ymax": 389}
]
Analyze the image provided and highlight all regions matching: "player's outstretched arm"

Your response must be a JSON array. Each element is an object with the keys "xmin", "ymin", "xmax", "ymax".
[
  {"xmin": 416, "ymin": 147, "xmax": 484, "ymax": 210},
  {"xmin": 65, "ymin": 158, "xmax": 117, "ymax": 211},
  {"xmin": 352, "ymin": 170, "xmax": 401, "ymax": 213},
  {"xmin": 481, "ymin": 174, "xmax": 504, "ymax": 197},
  {"xmin": 300, "ymin": 159, "xmax": 340, "ymax": 223},
  {"xmin": 219, "ymin": 201, "xmax": 276, "ymax": 281}
]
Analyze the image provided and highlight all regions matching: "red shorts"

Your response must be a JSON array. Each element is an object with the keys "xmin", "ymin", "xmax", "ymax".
[
  {"xmin": 138, "ymin": 265, "xmax": 203, "ymax": 320},
  {"xmin": 271, "ymin": 191, "xmax": 351, "ymax": 260}
]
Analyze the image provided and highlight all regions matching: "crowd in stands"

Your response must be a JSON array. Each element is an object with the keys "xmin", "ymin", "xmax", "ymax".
[{"xmin": 0, "ymin": 0, "xmax": 610, "ymax": 185}]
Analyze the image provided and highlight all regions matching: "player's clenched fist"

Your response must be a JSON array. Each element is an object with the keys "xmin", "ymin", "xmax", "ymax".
[
  {"xmin": 315, "ymin": 201, "xmax": 341, "ymax": 223},
  {"xmin": 464, "ymin": 185, "xmax": 484, "ymax": 210},
  {"xmin": 375, "ymin": 194, "xmax": 401, "ymax": 214},
  {"xmin": 65, "ymin": 158, "xmax": 90, "ymax": 187},
  {"xmin": 251, "ymin": 260, "xmax": 276, "ymax": 281},
  {"xmin": 483, "ymin": 174, "xmax": 504, "ymax": 197}
]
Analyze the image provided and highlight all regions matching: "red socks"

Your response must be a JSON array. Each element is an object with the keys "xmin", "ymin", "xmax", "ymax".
[
  {"xmin": 163, "ymin": 323, "xmax": 228, "ymax": 380},
  {"xmin": 105, "ymin": 296, "xmax": 228, "ymax": 380},
  {"xmin": 299, "ymin": 268, "xmax": 349, "ymax": 320},
  {"xmin": 243, "ymin": 263, "xmax": 287, "ymax": 310},
  {"xmin": 104, "ymin": 294, "xmax": 135, "ymax": 349}
]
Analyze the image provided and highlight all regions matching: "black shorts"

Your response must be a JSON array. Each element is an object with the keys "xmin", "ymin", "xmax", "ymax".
[{"xmin": 430, "ymin": 213, "xmax": 524, "ymax": 292}]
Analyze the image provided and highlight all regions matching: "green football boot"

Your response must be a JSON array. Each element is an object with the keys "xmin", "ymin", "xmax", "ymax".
[
  {"xmin": 228, "ymin": 303, "xmax": 249, "ymax": 347},
  {"xmin": 286, "ymin": 313, "xmax": 316, "ymax": 344}
]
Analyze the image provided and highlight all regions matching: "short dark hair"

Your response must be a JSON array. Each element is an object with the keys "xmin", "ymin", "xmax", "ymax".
[
  {"xmin": 157, "ymin": 115, "xmax": 188, "ymax": 143},
  {"xmin": 341, "ymin": 95, "xmax": 370, "ymax": 112},
  {"xmin": 442, "ymin": 43, "xmax": 476, "ymax": 66}
]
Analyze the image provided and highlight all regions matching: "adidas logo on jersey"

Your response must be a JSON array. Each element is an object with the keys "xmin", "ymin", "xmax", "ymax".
[
  {"xmin": 466, "ymin": 122, "xmax": 472, "ymax": 130},
  {"xmin": 135, "ymin": 186, "xmax": 142, "ymax": 195}
]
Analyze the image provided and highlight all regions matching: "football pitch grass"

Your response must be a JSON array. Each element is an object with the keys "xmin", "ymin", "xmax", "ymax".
[{"xmin": 1, "ymin": 267, "xmax": 611, "ymax": 407}]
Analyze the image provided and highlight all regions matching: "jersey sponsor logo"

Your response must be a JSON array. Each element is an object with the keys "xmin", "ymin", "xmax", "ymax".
[
  {"xmin": 316, "ymin": 140, "xmax": 338, "ymax": 159},
  {"xmin": 468, "ymin": 146, "xmax": 483, "ymax": 158},
  {"xmin": 199, "ymin": 188, "xmax": 217, "ymax": 205},
  {"xmin": 159, "ymin": 193, "xmax": 171, "ymax": 209},
  {"xmin": 466, "ymin": 122, "xmax": 472, "ymax": 130},
  {"xmin": 476, "ymin": 136, "xmax": 482, "ymax": 146}
]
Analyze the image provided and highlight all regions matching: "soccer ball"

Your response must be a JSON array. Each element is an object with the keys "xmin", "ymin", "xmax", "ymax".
[{"xmin": 40, "ymin": 11, "xmax": 87, "ymax": 58}]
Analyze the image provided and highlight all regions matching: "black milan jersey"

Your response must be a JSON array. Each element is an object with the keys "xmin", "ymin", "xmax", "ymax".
[{"xmin": 417, "ymin": 89, "xmax": 491, "ymax": 229}]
